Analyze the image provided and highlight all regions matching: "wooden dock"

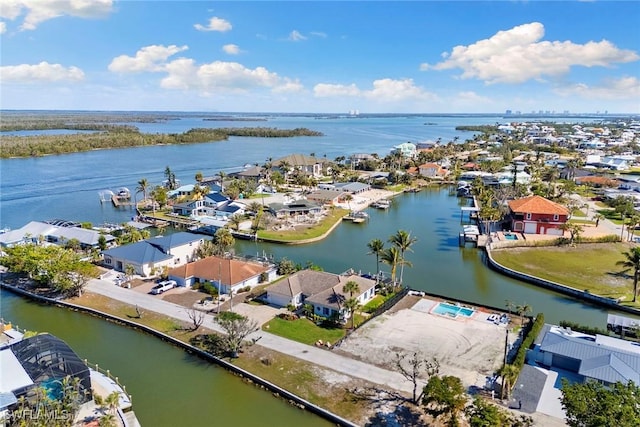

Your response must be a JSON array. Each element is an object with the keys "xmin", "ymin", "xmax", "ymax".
[{"xmin": 111, "ymin": 195, "xmax": 134, "ymax": 207}]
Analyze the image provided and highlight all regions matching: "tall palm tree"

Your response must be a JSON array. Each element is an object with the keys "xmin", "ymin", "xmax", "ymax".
[
  {"xmin": 380, "ymin": 246, "xmax": 402, "ymax": 286},
  {"xmin": 498, "ymin": 364, "xmax": 519, "ymax": 400},
  {"xmin": 342, "ymin": 280, "xmax": 360, "ymax": 298},
  {"xmin": 136, "ymin": 178, "xmax": 149, "ymax": 204},
  {"xmin": 344, "ymin": 298, "xmax": 360, "ymax": 330},
  {"xmin": 367, "ymin": 238, "xmax": 385, "ymax": 282},
  {"xmin": 389, "ymin": 230, "xmax": 417, "ymax": 284},
  {"xmin": 228, "ymin": 213, "xmax": 243, "ymax": 231},
  {"xmin": 218, "ymin": 171, "xmax": 226, "ymax": 193},
  {"xmin": 616, "ymin": 247, "xmax": 640, "ymax": 302}
]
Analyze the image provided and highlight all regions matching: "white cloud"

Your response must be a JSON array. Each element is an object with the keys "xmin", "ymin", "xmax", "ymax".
[
  {"xmin": 272, "ymin": 78, "xmax": 304, "ymax": 94},
  {"xmin": 310, "ymin": 31, "xmax": 327, "ymax": 38},
  {"xmin": 194, "ymin": 16, "xmax": 232, "ymax": 32},
  {"xmin": 108, "ymin": 45, "xmax": 189, "ymax": 73},
  {"xmin": 0, "ymin": 61, "xmax": 84, "ymax": 82},
  {"xmin": 554, "ymin": 76, "xmax": 640, "ymax": 100},
  {"xmin": 1, "ymin": 0, "xmax": 113, "ymax": 31},
  {"xmin": 314, "ymin": 78, "xmax": 436, "ymax": 102},
  {"xmin": 0, "ymin": 21, "xmax": 6, "ymax": 34},
  {"xmin": 222, "ymin": 44, "xmax": 240, "ymax": 55},
  {"xmin": 288, "ymin": 30, "xmax": 307, "ymax": 41},
  {"xmin": 422, "ymin": 22, "xmax": 639, "ymax": 84}
]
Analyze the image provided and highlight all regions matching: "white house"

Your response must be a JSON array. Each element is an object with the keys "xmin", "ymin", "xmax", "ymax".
[
  {"xmin": 265, "ymin": 270, "xmax": 376, "ymax": 322},
  {"xmin": 102, "ymin": 232, "xmax": 204, "ymax": 277}
]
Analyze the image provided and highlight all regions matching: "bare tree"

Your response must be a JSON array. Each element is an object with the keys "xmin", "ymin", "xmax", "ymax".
[
  {"xmin": 186, "ymin": 308, "xmax": 205, "ymax": 331},
  {"xmin": 395, "ymin": 352, "xmax": 440, "ymax": 404}
]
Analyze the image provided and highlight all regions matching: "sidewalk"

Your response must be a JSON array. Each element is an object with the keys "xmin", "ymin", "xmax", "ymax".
[{"xmin": 85, "ymin": 279, "xmax": 414, "ymax": 394}]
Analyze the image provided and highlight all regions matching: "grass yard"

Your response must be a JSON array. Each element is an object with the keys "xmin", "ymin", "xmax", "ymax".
[
  {"xmin": 263, "ymin": 317, "xmax": 346, "ymax": 345},
  {"xmin": 491, "ymin": 242, "xmax": 640, "ymax": 307},
  {"xmin": 257, "ymin": 208, "xmax": 348, "ymax": 242}
]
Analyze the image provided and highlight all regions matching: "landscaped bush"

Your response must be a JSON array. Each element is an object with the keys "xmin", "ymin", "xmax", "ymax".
[
  {"xmin": 277, "ymin": 312, "xmax": 299, "ymax": 321},
  {"xmin": 512, "ymin": 312, "xmax": 545, "ymax": 370},
  {"xmin": 193, "ymin": 281, "xmax": 218, "ymax": 296}
]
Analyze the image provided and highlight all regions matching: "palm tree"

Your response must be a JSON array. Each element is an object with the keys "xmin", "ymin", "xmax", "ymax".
[
  {"xmin": 104, "ymin": 391, "xmax": 120, "ymax": 416},
  {"xmin": 136, "ymin": 178, "xmax": 149, "ymax": 205},
  {"xmin": 367, "ymin": 239, "xmax": 385, "ymax": 282},
  {"xmin": 616, "ymin": 247, "xmax": 640, "ymax": 302},
  {"xmin": 228, "ymin": 213, "xmax": 243, "ymax": 231},
  {"xmin": 343, "ymin": 194, "xmax": 353, "ymax": 211},
  {"xmin": 218, "ymin": 171, "xmax": 226, "ymax": 193},
  {"xmin": 516, "ymin": 303, "xmax": 532, "ymax": 326},
  {"xmin": 498, "ymin": 364, "xmax": 519, "ymax": 400},
  {"xmin": 278, "ymin": 160, "xmax": 291, "ymax": 182},
  {"xmin": 389, "ymin": 230, "xmax": 417, "ymax": 284},
  {"xmin": 342, "ymin": 280, "xmax": 360, "ymax": 298},
  {"xmin": 344, "ymin": 298, "xmax": 360, "ymax": 330},
  {"xmin": 380, "ymin": 246, "xmax": 402, "ymax": 286},
  {"xmin": 593, "ymin": 213, "xmax": 604, "ymax": 227}
]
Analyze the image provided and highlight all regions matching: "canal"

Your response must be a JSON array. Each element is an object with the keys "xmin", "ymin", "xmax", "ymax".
[{"xmin": 0, "ymin": 290, "xmax": 332, "ymax": 427}]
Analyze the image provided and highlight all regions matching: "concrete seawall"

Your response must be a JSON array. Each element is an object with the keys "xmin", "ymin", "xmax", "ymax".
[
  {"xmin": 0, "ymin": 281, "xmax": 358, "ymax": 427},
  {"xmin": 484, "ymin": 248, "xmax": 640, "ymax": 317}
]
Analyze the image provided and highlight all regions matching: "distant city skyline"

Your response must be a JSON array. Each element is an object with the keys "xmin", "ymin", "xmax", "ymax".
[{"xmin": 0, "ymin": 1, "xmax": 639, "ymax": 114}]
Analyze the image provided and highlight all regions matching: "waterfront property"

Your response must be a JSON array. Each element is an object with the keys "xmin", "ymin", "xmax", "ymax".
[
  {"xmin": 265, "ymin": 270, "xmax": 376, "ymax": 322},
  {"xmin": 0, "ymin": 220, "xmax": 115, "ymax": 250},
  {"xmin": 101, "ymin": 231, "xmax": 205, "ymax": 276},
  {"xmin": 507, "ymin": 195, "xmax": 569, "ymax": 235},
  {"xmin": 168, "ymin": 255, "xmax": 277, "ymax": 294},
  {"xmin": 274, "ymin": 153, "xmax": 326, "ymax": 178}
]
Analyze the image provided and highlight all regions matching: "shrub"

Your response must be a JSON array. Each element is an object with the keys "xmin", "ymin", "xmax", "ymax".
[
  {"xmin": 259, "ymin": 272, "xmax": 269, "ymax": 283},
  {"xmin": 286, "ymin": 303, "xmax": 296, "ymax": 312},
  {"xmin": 277, "ymin": 312, "xmax": 299, "ymax": 321},
  {"xmin": 512, "ymin": 312, "xmax": 545, "ymax": 370},
  {"xmin": 559, "ymin": 320, "xmax": 608, "ymax": 336}
]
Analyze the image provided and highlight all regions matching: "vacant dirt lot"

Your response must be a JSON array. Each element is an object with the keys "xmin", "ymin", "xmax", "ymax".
[{"xmin": 336, "ymin": 297, "xmax": 516, "ymax": 388}]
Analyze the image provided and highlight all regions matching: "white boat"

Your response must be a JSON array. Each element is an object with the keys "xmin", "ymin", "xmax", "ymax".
[{"xmin": 371, "ymin": 199, "xmax": 391, "ymax": 209}]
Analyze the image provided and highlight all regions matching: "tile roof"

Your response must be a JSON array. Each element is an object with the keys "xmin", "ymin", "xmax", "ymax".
[
  {"xmin": 169, "ymin": 256, "xmax": 269, "ymax": 286},
  {"xmin": 508, "ymin": 195, "xmax": 569, "ymax": 216}
]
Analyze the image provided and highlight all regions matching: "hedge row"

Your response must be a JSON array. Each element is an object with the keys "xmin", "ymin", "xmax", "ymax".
[{"xmin": 512, "ymin": 312, "xmax": 545, "ymax": 370}]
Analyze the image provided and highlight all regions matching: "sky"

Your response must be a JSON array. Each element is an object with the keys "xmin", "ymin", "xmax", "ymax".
[{"xmin": 0, "ymin": 1, "xmax": 639, "ymax": 114}]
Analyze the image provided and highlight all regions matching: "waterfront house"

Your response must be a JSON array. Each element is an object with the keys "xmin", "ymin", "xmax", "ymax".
[
  {"xmin": 268, "ymin": 200, "xmax": 324, "ymax": 219},
  {"xmin": 265, "ymin": 270, "xmax": 376, "ymax": 322},
  {"xmin": 168, "ymin": 255, "xmax": 276, "ymax": 294},
  {"xmin": 274, "ymin": 154, "xmax": 325, "ymax": 178},
  {"xmin": 418, "ymin": 162, "xmax": 447, "ymax": 178},
  {"xmin": 333, "ymin": 182, "xmax": 371, "ymax": 194},
  {"xmin": 172, "ymin": 192, "xmax": 233, "ymax": 217},
  {"xmin": 528, "ymin": 324, "xmax": 640, "ymax": 386},
  {"xmin": 0, "ymin": 220, "xmax": 115, "ymax": 250},
  {"xmin": 305, "ymin": 190, "xmax": 347, "ymax": 206},
  {"xmin": 391, "ymin": 142, "xmax": 417, "ymax": 159},
  {"xmin": 507, "ymin": 195, "xmax": 569, "ymax": 235},
  {"xmin": 0, "ymin": 330, "xmax": 92, "ymax": 415},
  {"xmin": 101, "ymin": 232, "xmax": 204, "ymax": 276},
  {"xmin": 229, "ymin": 165, "xmax": 266, "ymax": 182}
]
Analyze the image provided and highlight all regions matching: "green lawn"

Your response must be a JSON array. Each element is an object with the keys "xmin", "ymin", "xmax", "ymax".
[
  {"xmin": 491, "ymin": 242, "xmax": 640, "ymax": 307},
  {"xmin": 263, "ymin": 317, "xmax": 346, "ymax": 345},
  {"xmin": 597, "ymin": 208, "xmax": 625, "ymax": 225},
  {"xmin": 257, "ymin": 208, "xmax": 348, "ymax": 242}
]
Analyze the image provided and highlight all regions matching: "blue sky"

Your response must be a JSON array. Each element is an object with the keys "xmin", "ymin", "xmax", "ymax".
[{"xmin": 1, "ymin": 1, "xmax": 639, "ymax": 114}]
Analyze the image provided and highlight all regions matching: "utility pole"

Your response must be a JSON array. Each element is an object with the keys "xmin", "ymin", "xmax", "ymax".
[{"xmin": 217, "ymin": 260, "xmax": 221, "ymax": 314}]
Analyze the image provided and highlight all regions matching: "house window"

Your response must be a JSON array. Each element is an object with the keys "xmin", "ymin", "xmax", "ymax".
[
  {"xmin": 105, "ymin": 258, "xmax": 112, "ymax": 265},
  {"xmin": 525, "ymin": 213, "xmax": 531, "ymax": 220},
  {"xmin": 323, "ymin": 307, "xmax": 329, "ymax": 315},
  {"xmin": 553, "ymin": 214, "xmax": 559, "ymax": 221}
]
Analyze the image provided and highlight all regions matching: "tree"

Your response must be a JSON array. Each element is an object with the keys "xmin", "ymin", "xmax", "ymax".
[
  {"xmin": 195, "ymin": 171, "xmax": 203, "ymax": 182},
  {"xmin": 367, "ymin": 238, "xmax": 385, "ymax": 282},
  {"xmin": 498, "ymin": 364, "xmax": 519, "ymax": 400},
  {"xmin": 227, "ymin": 213, "xmax": 244, "ymax": 231},
  {"xmin": 515, "ymin": 303, "xmax": 532, "ymax": 327},
  {"xmin": 213, "ymin": 227, "xmax": 235, "ymax": 256},
  {"xmin": 389, "ymin": 229, "xmax": 417, "ymax": 284},
  {"xmin": 344, "ymin": 297, "xmax": 360, "ymax": 330},
  {"xmin": 218, "ymin": 170, "xmax": 227, "ymax": 193},
  {"xmin": 616, "ymin": 246, "xmax": 640, "ymax": 302},
  {"xmin": 124, "ymin": 263, "xmax": 135, "ymax": 283},
  {"xmin": 466, "ymin": 396, "xmax": 505, "ymax": 427},
  {"xmin": 186, "ymin": 308, "xmax": 205, "ymax": 331},
  {"xmin": 559, "ymin": 222, "xmax": 584, "ymax": 246},
  {"xmin": 344, "ymin": 194, "xmax": 353, "ymax": 211},
  {"xmin": 195, "ymin": 238, "xmax": 216, "ymax": 259},
  {"xmin": 98, "ymin": 234, "xmax": 108, "ymax": 251},
  {"xmin": 560, "ymin": 379, "xmax": 640, "ymax": 427},
  {"xmin": 342, "ymin": 280, "xmax": 360, "ymax": 298},
  {"xmin": 593, "ymin": 213, "xmax": 604, "ymax": 227},
  {"xmin": 276, "ymin": 257, "xmax": 296, "ymax": 275},
  {"xmin": 380, "ymin": 246, "xmax": 403, "ymax": 286},
  {"xmin": 136, "ymin": 178, "xmax": 149, "ymax": 204},
  {"xmin": 216, "ymin": 311, "xmax": 259, "ymax": 357},
  {"xmin": 164, "ymin": 166, "xmax": 178, "ymax": 190},
  {"xmin": 422, "ymin": 375, "xmax": 467, "ymax": 427},
  {"xmin": 395, "ymin": 352, "xmax": 440, "ymax": 404},
  {"xmin": 104, "ymin": 390, "xmax": 120, "ymax": 416}
]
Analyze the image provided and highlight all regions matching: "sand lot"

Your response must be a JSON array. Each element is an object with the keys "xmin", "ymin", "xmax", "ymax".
[{"xmin": 336, "ymin": 298, "xmax": 516, "ymax": 388}]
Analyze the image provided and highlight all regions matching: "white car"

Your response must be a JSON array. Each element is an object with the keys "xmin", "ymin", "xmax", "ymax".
[{"xmin": 150, "ymin": 280, "xmax": 176, "ymax": 295}]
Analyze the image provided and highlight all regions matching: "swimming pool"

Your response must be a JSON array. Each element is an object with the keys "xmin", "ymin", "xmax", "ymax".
[
  {"xmin": 432, "ymin": 302, "xmax": 475, "ymax": 318},
  {"xmin": 504, "ymin": 233, "xmax": 518, "ymax": 240}
]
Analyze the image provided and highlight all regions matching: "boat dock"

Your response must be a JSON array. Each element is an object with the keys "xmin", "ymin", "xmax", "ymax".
[{"xmin": 344, "ymin": 211, "xmax": 369, "ymax": 223}]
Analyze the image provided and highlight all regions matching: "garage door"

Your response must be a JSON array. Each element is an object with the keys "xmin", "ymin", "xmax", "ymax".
[{"xmin": 524, "ymin": 222, "xmax": 537, "ymax": 234}]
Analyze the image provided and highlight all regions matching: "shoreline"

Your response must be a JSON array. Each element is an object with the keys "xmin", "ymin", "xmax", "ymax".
[{"xmin": 0, "ymin": 279, "xmax": 360, "ymax": 427}]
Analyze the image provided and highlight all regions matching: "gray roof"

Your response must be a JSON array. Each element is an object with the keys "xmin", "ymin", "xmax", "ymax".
[
  {"xmin": 333, "ymin": 182, "xmax": 371, "ymax": 192},
  {"xmin": 102, "ymin": 232, "xmax": 202, "ymax": 265},
  {"xmin": 267, "ymin": 271, "xmax": 375, "ymax": 310},
  {"xmin": 0, "ymin": 221, "xmax": 114, "ymax": 247},
  {"xmin": 539, "ymin": 326, "xmax": 640, "ymax": 384}
]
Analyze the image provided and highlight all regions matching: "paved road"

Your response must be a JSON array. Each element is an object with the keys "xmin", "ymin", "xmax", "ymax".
[{"xmin": 86, "ymin": 279, "xmax": 414, "ymax": 394}]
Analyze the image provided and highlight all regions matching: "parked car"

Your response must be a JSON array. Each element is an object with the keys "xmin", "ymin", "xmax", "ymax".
[{"xmin": 150, "ymin": 280, "xmax": 176, "ymax": 295}]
